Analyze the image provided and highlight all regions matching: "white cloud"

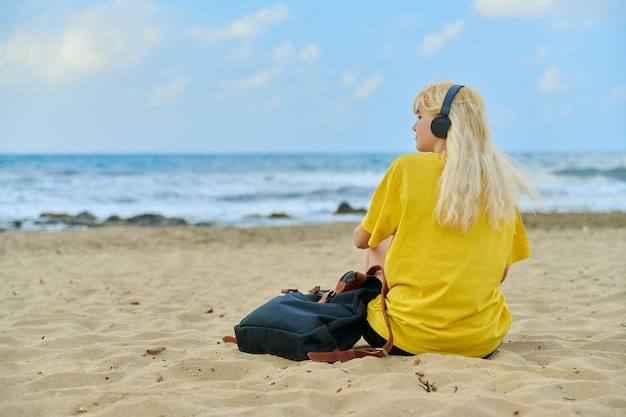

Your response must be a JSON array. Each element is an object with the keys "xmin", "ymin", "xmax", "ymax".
[
  {"xmin": 473, "ymin": 0, "xmax": 559, "ymax": 17},
  {"xmin": 150, "ymin": 77, "xmax": 190, "ymax": 106},
  {"xmin": 188, "ymin": 3, "xmax": 288, "ymax": 42},
  {"xmin": 538, "ymin": 66, "xmax": 568, "ymax": 92},
  {"xmin": 219, "ymin": 65, "xmax": 282, "ymax": 90},
  {"xmin": 607, "ymin": 85, "xmax": 626, "ymax": 104},
  {"xmin": 218, "ymin": 54, "xmax": 285, "ymax": 92},
  {"xmin": 0, "ymin": 1, "xmax": 162, "ymax": 85},
  {"xmin": 227, "ymin": 42, "xmax": 254, "ymax": 61},
  {"xmin": 273, "ymin": 41, "xmax": 293, "ymax": 59},
  {"xmin": 352, "ymin": 74, "xmax": 383, "ymax": 100},
  {"xmin": 340, "ymin": 72, "xmax": 357, "ymax": 87},
  {"xmin": 262, "ymin": 97, "xmax": 281, "ymax": 110},
  {"xmin": 420, "ymin": 20, "xmax": 465, "ymax": 57},
  {"xmin": 473, "ymin": 0, "xmax": 626, "ymax": 28},
  {"xmin": 299, "ymin": 44, "xmax": 319, "ymax": 61},
  {"xmin": 141, "ymin": 25, "xmax": 161, "ymax": 45}
]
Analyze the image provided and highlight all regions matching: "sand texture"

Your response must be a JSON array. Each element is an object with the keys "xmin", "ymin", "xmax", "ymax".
[{"xmin": 1, "ymin": 213, "xmax": 625, "ymax": 416}]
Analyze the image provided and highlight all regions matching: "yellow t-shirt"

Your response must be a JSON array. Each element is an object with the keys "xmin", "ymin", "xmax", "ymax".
[{"xmin": 363, "ymin": 153, "xmax": 531, "ymax": 358}]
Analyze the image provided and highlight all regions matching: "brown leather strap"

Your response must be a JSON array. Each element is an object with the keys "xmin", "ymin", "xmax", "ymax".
[
  {"xmin": 308, "ymin": 285, "xmax": 321, "ymax": 294},
  {"xmin": 308, "ymin": 265, "xmax": 394, "ymax": 362},
  {"xmin": 318, "ymin": 270, "xmax": 367, "ymax": 304},
  {"xmin": 307, "ymin": 347, "xmax": 387, "ymax": 362},
  {"xmin": 222, "ymin": 335, "xmax": 237, "ymax": 344},
  {"xmin": 372, "ymin": 266, "xmax": 394, "ymax": 354},
  {"xmin": 318, "ymin": 290, "xmax": 334, "ymax": 303},
  {"xmin": 335, "ymin": 271, "xmax": 367, "ymax": 293}
]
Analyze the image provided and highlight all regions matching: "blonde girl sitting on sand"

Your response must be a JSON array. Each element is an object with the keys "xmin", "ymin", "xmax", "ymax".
[{"xmin": 354, "ymin": 80, "xmax": 538, "ymax": 358}]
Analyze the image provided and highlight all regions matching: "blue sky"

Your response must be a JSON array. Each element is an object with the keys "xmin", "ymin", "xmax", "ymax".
[{"xmin": 1, "ymin": 0, "xmax": 625, "ymax": 154}]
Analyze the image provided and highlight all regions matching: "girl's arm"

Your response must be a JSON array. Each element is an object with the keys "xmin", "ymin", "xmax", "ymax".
[
  {"xmin": 354, "ymin": 225, "xmax": 393, "ymax": 270},
  {"xmin": 501, "ymin": 268, "xmax": 509, "ymax": 283},
  {"xmin": 353, "ymin": 224, "xmax": 371, "ymax": 249}
]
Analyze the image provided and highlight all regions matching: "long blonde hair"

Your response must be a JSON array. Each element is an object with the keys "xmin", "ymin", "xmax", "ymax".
[{"xmin": 414, "ymin": 81, "xmax": 538, "ymax": 233}]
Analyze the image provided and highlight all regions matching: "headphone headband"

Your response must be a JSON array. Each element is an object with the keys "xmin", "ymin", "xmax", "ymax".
[
  {"xmin": 430, "ymin": 84, "xmax": 464, "ymax": 139},
  {"xmin": 440, "ymin": 84, "xmax": 464, "ymax": 117}
]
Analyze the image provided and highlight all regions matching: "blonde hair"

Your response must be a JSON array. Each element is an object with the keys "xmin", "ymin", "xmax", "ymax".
[{"xmin": 414, "ymin": 81, "xmax": 539, "ymax": 233}]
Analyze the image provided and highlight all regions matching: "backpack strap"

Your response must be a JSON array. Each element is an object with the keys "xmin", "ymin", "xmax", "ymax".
[
  {"xmin": 308, "ymin": 265, "xmax": 394, "ymax": 362},
  {"xmin": 317, "ymin": 270, "xmax": 367, "ymax": 303}
]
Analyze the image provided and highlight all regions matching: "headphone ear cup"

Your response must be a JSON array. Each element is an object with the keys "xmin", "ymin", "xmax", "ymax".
[{"xmin": 431, "ymin": 115, "xmax": 451, "ymax": 139}]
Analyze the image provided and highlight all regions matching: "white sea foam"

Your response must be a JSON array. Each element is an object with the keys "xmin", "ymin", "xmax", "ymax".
[{"xmin": 1, "ymin": 152, "xmax": 624, "ymax": 230}]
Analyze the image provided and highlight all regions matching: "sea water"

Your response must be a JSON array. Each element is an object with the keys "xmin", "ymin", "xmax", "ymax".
[{"xmin": 1, "ymin": 152, "xmax": 625, "ymax": 230}]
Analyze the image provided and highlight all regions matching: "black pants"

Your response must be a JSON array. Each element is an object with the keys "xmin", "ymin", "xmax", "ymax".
[
  {"xmin": 362, "ymin": 321, "xmax": 413, "ymax": 356},
  {"xmin": 362, "ymin": 321, "xmax": 500, "ymax": 359}
]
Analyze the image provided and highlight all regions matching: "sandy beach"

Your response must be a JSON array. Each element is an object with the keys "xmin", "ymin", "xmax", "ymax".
[{"xmin": 1, "ymin": 212, "xmax": 625, "ymax": 417}]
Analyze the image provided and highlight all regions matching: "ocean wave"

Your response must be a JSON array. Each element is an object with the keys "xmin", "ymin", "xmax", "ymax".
[
  {"xmin": 1, "ymin": 152, "xmax": 625, "ymax": 230},
  {"xmin": 554, "ymin": 167, "xmax": 626, "ymax": 182}
]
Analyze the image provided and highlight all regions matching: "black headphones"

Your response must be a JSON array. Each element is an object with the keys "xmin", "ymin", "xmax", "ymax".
[{"xmin": 431, "ymin": 84, "xmax": 464, "ymax": 139}]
